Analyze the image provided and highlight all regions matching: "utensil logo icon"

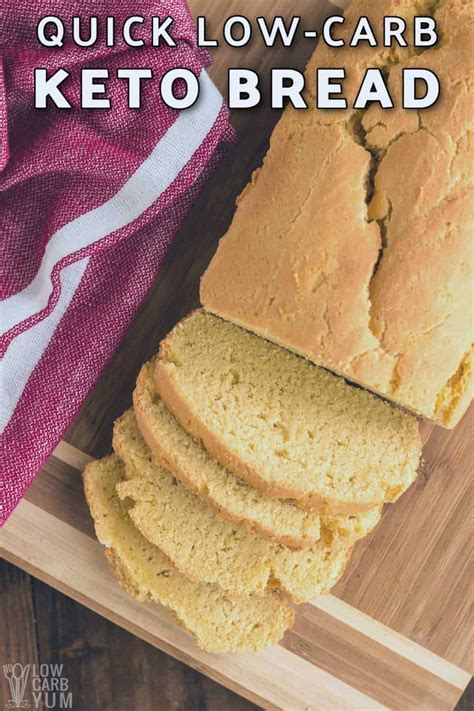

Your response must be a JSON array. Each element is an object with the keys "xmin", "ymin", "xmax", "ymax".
[{"xmin": 2, "ymin": 664, "xmax": 30, "ymax": 709}]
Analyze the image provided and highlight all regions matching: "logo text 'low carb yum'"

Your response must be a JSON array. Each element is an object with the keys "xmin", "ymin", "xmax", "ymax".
[{"xmin": 3, "ymin": 663, "xmax": 73, "ymax": 709}]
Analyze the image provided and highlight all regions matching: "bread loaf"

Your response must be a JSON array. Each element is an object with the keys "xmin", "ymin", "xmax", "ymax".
[
  {"xmin": 155, "ymin": 310, "xmax": 420, "ymax": 513},
  {"xmin": 200, "ymin": 0, "xmax": 473, "ymax": 428},
  {"xmin": 83, "ymin": 455, "xmax": 294, "ymax": 652},
  {"xmin": 129, "ymin": 361, "xmax": 382, "ymax": 547}
]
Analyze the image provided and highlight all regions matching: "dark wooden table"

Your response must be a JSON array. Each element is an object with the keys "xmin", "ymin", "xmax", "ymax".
[{"xmin": 0, "ymin": 560, "xmax": 257, "ymax": 710}]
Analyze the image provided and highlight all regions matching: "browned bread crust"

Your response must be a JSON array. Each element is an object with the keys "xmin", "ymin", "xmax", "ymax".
[{"xmin": 200, "ymin": 0, "xmax": 473, "ymax": 427}]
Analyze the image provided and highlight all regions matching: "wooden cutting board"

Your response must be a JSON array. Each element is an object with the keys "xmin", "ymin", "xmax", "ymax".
[{"xmin": 1, "ymin": 1, "xmax": 472, "ymax": 709}]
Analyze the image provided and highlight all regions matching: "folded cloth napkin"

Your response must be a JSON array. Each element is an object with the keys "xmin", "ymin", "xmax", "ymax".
[{"xmin": 0, "ymin": 1, "xmax": 234, "ymax": 524}]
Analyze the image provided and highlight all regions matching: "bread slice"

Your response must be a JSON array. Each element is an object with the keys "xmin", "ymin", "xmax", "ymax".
[
  {"xmin": 113, "ymin": 440, "xmax": 356, "ymax": 603},
  {"xmin": 83, "ymin": 455, "xmax": 294, "ymax": 653},
  {"xmin": 154, "ymin": 310, "xmax": 421, "ymax": 513},
  {"xmin": 129, "ymin": 362, "xmax": 382, "ymax": 547},
  {"xmin": 130, "ymin": 364, "xmax": 319, "ymax": 547}
]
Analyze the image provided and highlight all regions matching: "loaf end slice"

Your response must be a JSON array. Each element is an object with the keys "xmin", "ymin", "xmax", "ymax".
[{"xmin": 83, "ymin": 455, "xmax": 294, "ymax": 653}]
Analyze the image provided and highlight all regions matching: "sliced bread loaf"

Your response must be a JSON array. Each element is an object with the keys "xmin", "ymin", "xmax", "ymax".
[
  {"xmin": 155, "ymin": 310, "xmax": 421, "ymax": 513},
  {"xmin": 130, "ymin": 362, "xmax": 382, "ymax": 547},
  {"xmin": 130, "ymin": 363, "xmax": 320, "ymax": 547},
  {"xmin": 114, "ymin": 443, "xmax": 355, "ymax": 603},
  {"xmin": 83, "ymin": 455, "xmax": 294, "ymax": 652}
]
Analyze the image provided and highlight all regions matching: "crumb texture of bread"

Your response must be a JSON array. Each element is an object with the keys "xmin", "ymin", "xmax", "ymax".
[
  {"xmin": 200, "ymin": 0, "xmax": 473, "ymax": 428},
  {"xmin": 83, "ymin": 455, "xmax": 294, "ymax": 653},
  {"xmin": 155, "ymin": 310, "xmax": 420, "ymax": 513},
  {"xmin": 128, "ymin": 362, "xmax": 381, "ymax": 546},
  {"xmin": 130, "ymin": 372, "xmax": 322, "ymax": 547},
  {"xmin": 111, "ymin": 439, "xmax": 357, "ymax": 603}
]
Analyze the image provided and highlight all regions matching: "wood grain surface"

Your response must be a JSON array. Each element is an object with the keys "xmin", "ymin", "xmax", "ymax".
[
  {"xmin": 1, "ymin": 1, "xmax": 472, "ymax": 709},
  {"xmin": 1, "ymin": 564, "xmax": 472, "ymax": 711}
]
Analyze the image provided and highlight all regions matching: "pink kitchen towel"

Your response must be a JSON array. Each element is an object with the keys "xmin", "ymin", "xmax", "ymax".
[{"xmin": 0, "ymin": 1, "xmax": 234, "ymax": 524}]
